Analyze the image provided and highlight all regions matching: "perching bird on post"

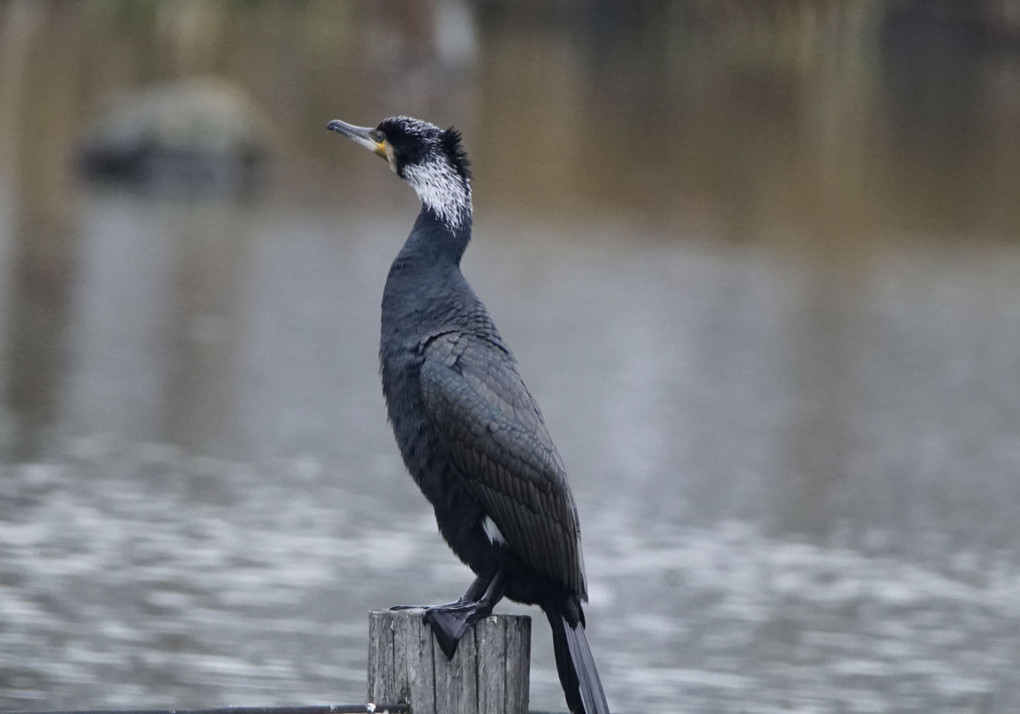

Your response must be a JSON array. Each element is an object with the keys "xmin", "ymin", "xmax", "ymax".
[{"xmin": 328, "ymin": 115, "xmax": 610, "ymax": 714}]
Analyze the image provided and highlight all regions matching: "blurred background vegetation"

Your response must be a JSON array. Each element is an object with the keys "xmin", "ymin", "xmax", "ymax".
[{"xmin": 4, "ymin": 0, "xmax": 1020, "ymax": 224}]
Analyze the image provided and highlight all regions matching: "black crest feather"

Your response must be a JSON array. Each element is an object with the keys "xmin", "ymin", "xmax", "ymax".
[{"xmin": 441, "ymin": 127, "xmax": 472, "ymax": 181}]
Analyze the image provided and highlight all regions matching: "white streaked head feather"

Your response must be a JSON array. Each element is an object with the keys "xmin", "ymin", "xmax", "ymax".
[
  {"xmin": 402, "ymin": 160, "xmax": 471, "ymax": 231},
  {"xmin": 377, "ymin": 116, "xmax": 472, "ymax": 231}
]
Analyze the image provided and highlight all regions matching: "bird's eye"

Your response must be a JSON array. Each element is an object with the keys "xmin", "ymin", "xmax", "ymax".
[{"xmin": 371, "ymin": 130, "xmax": 386, "ymax": 144}]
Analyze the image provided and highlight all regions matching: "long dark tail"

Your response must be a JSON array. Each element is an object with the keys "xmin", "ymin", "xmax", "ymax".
[{"xmin": 546, "ymin": 603, "xmax": 610, "ymax": 714}]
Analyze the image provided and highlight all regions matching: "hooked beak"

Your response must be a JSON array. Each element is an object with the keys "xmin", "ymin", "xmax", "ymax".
[{"xmin": 327, "ymin": 119, "xmax": 388, "ymax": 159}]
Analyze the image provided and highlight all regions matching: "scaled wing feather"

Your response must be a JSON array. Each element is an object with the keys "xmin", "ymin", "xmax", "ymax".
[{"xmin": 420, "ymin": 332, "xmax": 587, "ymax": 598}]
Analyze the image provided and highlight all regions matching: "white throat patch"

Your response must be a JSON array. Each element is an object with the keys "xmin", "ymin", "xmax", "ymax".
[{"xmin": 402, "ymin": 159, "xmax": 472, "ymax": 231}]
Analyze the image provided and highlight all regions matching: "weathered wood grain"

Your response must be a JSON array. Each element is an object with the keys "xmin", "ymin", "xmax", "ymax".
[{"xmin": 367, "ymin": 609, "xmax": 530, "ymax": 714}]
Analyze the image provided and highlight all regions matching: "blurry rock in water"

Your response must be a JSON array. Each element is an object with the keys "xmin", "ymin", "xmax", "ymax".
[{"xmin": 76, "ymin": 77, "xmax": 270, "ymax": 195}]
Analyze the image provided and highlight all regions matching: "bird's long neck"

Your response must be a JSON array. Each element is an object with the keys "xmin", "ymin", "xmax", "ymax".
[
  {"xmin": 391, "ymin": 205, "xmax": 473, "ymax": 273},
  {"xmin": 381, "ymin": 206, "xmax": 476, "ymax": 341}
]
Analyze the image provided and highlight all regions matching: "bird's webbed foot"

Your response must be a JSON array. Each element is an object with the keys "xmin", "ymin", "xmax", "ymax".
[
  {"xmin": 403, "ymin": 570, "xmax": 508, "ymax": 660},
  {"xmin": 423, "ymin": 600, "xmax": 494, "ymax": 659}
]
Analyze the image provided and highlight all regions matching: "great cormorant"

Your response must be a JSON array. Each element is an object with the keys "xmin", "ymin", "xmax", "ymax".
[{"xmin": 328, "ymin": 115, "xmax": 610, "ymax": 714}]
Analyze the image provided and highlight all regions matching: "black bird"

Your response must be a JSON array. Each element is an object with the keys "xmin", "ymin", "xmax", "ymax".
[{"xmin": 328, "ymin": 115, "xmax": 610, "ymax": 714}]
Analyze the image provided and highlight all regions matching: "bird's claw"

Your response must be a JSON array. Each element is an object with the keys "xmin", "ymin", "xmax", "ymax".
[{"xmin": 423, "ymin": 602, "xmax": 490, "ymax": 660}]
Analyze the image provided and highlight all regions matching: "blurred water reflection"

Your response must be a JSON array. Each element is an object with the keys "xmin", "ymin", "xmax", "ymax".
[{"xmin": 2, "ymin": 2, "xmax": 1020, "ymax": 712}]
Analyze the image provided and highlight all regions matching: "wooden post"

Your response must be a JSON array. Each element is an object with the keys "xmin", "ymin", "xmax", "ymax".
[{"xmin": 367, "ymin": 609, "xmax": 531, "ymax": 714}]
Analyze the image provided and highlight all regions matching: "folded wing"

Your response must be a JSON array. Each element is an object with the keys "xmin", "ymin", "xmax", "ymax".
[{"xmin": 420, "ymin": 331, "xmax": 587, "ymax": 599}]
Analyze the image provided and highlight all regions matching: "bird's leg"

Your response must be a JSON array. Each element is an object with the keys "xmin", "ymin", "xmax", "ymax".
[
  {"xmin": 423, "ymin": 569, "xmax": 507, "ymax": 660},
  {"xmin": 389, "ymin": 571, "xmax": 493, "ymax": 612}
]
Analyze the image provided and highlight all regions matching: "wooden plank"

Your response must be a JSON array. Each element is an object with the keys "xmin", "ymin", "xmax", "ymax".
[
  {"xmin": 505, "ymin": 612, "xmax": 531, "ymax": 714},
  {"xmin": 398, "ymin": 608, "xmax": 436, "ymax": 714},
  {"xmin": 367, "ymin": 609, "xmax": 531, "ymax": 714},
  {"xmin": 433, "ymin": 617, "xmax": 477, "ymax": 714},
  {"xmin": 476, "ymin": 615, "xmax": 506, "ymax": 713},
  {"xmin": 367, "ymin": 610, "xmax": 397, "ymax": 704}
]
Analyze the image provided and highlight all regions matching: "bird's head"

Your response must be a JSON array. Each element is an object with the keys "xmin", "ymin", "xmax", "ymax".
[{"xmin": 328, "ymin": 115, "xmax": 472, "ymax": 231}]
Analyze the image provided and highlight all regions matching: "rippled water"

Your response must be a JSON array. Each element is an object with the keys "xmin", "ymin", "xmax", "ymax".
[
  {"xmin": 3, "ymin": 196, "xmax": 1020, "ymax": 712},
  {"xmin": 4, "ymin": 2, "xmax": 1020, "ymax": 712},
  {"xmin": 3, "ymin": 428, "xmax": 1020, "ymax": 712}
]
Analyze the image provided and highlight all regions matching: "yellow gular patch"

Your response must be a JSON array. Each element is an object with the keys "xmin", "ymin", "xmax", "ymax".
[{"xmin": 382, "ymin": 142, "xmax": 398, "ymax": 173}]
